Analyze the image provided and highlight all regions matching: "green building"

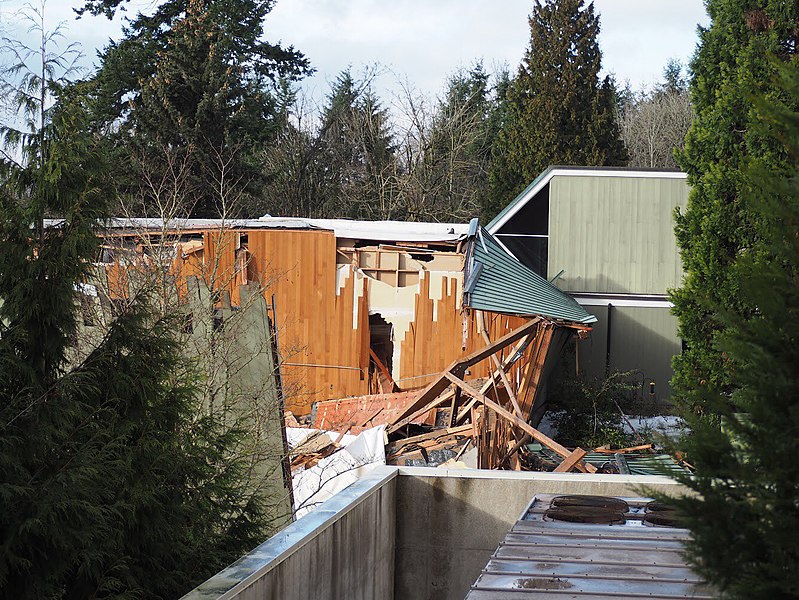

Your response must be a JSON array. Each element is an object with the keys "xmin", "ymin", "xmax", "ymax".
[{"xmin": 487, "ymin": 166, "xmax": 689, "ymax": 402}]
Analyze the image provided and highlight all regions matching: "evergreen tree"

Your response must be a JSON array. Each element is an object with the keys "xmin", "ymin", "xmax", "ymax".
[
  {"xmin": 672, "ymin": 1, "xmax": 799, "ymax": 406},
  {"xmin": 0, "ymin": 9, "xmax": 271, "ymax": 597},
  {"xmin": 669, "ymin": 64, "xmax": 799, "ymax": 599},
  {"xmin": 316, "ymin": 69, "xmax": 395, "ymax": 219},
  {"xmin": 77, "ymin": 0, "xmax": 310, "ymax": 217},
  {"xmin": 486, "ymin": 0, "xmax": 626, "ymax": 219}
]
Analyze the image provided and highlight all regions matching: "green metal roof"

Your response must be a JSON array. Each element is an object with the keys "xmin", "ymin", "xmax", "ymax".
[
  {"xmin": 463, "ymin": 220, "xmax": 597, "ymax": 324},
  {"xmin": 529, "ymin": 445, "xmax": 689, "ymax": 476}
]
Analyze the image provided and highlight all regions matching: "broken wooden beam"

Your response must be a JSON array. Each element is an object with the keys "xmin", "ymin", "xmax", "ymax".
[
  {"xmin": 386, "ymin": 318, "xmax": 541, "ymax": 433},
  {"xmin": 593, "ymin": 443, "xmax": 653, "ymax": 454},
  {"xmin": 553, "ymin": 447, "xmax": 589, "ymax": 473},
  {"xmin": 441, "ymin": 371, "xmax": 597, "ymax": 474}
]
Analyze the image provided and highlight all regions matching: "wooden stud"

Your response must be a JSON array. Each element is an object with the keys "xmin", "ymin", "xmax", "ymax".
[{"xmin": 553, "ymin": 447, "xmax": 589, "ymax": 473}]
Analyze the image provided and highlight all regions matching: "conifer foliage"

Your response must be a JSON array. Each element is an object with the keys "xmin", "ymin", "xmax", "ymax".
[
  {"xmin": 487, "ymin": 0, "xmax": 626, "ymax": 217},
  {"xmin": 672, "ymin": 1, "xmax": 799, "ymax": 404},
  {"xmin": 670, "ymin": 64, "xmax": 799, "ymax": 598},
  {"xmin": 79, "ymin": 0, "xmax": 311, "ymax": 217},
  {"xmin": 0, "ymin": 9, "xmax": 271, "ymax": 598}
]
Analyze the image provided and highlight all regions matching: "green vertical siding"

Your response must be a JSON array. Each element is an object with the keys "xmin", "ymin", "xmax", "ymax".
[
  {"xmin": 577, "ymin": 305, "xmax": 681, "ymax": 401},
  {"xmin": 548, "ymin": 176, "xmax": 689, "ymax": 294}
]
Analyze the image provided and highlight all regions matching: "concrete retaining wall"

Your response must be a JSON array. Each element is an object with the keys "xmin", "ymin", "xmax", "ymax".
[
  {"xmin": 393, "ymin": 467, "xmax": 691, "ymax": 600},
  {"xmin": 181, "ymin": 468, "xmax": 397, "ymax": 600}
]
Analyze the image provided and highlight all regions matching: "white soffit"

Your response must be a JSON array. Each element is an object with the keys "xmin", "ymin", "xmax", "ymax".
[{"xmin": 572, "ymin": 295, "xmax": 674, "ymax": 308}]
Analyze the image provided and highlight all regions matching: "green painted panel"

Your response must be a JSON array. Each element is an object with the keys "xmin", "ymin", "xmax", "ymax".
[
  {"xmin": 577, "ymin": 305, "xmax": 680, "ymax": 401},
  {"xmin": 548, "ymin": 176, "xmax": 689, "ymax": 294}
]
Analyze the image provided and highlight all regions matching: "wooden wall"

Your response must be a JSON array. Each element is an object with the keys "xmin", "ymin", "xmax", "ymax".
[{"xmin": 105, "ymin": 227, "xmax": 550, "ymax": 416}]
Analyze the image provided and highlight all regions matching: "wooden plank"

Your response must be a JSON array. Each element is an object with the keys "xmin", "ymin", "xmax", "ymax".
[
  {"xmin": 553, "ymin": 447, "xmax": 589, "ymax": 473},
  {"xmin": 507, "ymin": 439, "xmax": 522, "ymax": 471},
  {"xmin": 387, "ymin": 424, "xmax": 473, "ymax": 452},
  {"xmin": 479, "ymin": 310, "xmax": 526, "ymax": 419},
  {"xmin": 369, "ymin": 348, "xmax": 394, "ymax": 385},
  {"xmin": 593, "ymin": 443, "xmax": 653, "ymax": 454},
  {"xmin": 454, "ymin": 333, "xmax": 533, "ymax": 424},
  {"xmin": 441, "ymin": 371, "xmax": 597, "ymax": 473}
]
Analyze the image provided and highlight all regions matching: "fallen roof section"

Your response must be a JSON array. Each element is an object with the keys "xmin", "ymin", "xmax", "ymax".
[{"xmin": 464, "ymin": 219, "xmax": 597, "ymax": 324}]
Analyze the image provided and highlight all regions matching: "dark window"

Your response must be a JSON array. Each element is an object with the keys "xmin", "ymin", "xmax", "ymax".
[
  {"xmin": 497, "ymin": 183, "xmax": 549, "ymax": 235},
  {"xmin": 497, "ymin": 235, "xmax": 548, "ymax": 277}
]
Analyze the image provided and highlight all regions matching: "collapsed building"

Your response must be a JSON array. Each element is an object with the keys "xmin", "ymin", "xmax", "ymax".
[{"xmin": 90, "ymin": 216, "xmax": 603, "ymax": 472}]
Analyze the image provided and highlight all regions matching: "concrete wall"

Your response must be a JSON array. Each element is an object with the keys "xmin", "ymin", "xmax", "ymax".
[
  {"xmin": 183, "ymin": 467, "xmax": 691, "ymax": 600},
  {"xmin": 393, "ymin": 467, "xmax": 690, "ymax": 600},
  {"xmin": 181, "ymin": 468, "xmax": 397, "ymax": 600}
]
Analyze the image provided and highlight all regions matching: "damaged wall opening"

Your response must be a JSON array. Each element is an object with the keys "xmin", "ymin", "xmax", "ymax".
[{"xmin": 369, "ymin": 313, "xmax": 397, "ymax": 394}]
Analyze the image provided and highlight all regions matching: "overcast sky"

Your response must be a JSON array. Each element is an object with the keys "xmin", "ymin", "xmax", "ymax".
[{"xmin": 0, "ymin": 0, "xmax": 709, "ymax": 104}]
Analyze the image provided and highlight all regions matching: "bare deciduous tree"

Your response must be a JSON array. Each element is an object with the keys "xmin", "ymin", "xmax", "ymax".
[{"xmin": 621, "ymin": 82, "xmax": 694, "ymax": 170}]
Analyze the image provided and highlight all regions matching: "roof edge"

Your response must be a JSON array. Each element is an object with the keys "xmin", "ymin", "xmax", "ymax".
[{"xmin": 486, "ymin": 166, "xmax": 687, "ymax": 234}]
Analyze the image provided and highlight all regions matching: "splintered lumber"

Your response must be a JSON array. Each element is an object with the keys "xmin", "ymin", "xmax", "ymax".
[
  {"xmin": 390, "ymin": 330, "xmax": 533, "ymax": 434},
  {"xmin": 386, "ymin": 318, "xmax": 541, "ymax": 433},
  {"xmin": 478, "ymin": 311, "xmax": 525, "ymax": 420},
  {"xmin": 553, "ymin": 447, "xmax": 589, "ymax": 473},
  {"xmin": 454, "ymin": 334, "xmax": 536, "ymax": 423},
  {"xmin": 369, "ymin": 348, "xmax": 397, "ymax": 390},
  {"xmin": 386, "ymin": 424, "xmax": 473, "ymax": 462},
  {"xmin": 593, "ymin": 443, "xmax": 653, "ymax": 454},
  {"xmin": 441, "ymin": 371, "xmax": 597, "ymax": 474}
]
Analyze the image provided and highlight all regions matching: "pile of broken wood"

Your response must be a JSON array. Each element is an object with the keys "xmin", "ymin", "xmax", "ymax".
[{"xmin": 291, "ymin": 318, "xmax": 660, "ymax": 475}]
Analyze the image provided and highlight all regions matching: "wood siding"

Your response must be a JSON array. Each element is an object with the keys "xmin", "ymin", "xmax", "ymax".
[
  {"xmin": 548, "ymin": 175, "xmax": 689, "ymax": 294},
  {"xmin": 104, "ymin": 227, "xmax": 556, "ymax": 415}
]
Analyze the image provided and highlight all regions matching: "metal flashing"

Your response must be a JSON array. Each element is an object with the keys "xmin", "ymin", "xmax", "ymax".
[{"xmin": 464, "ymin": 226, "xmax": 597, "ymax": 324}]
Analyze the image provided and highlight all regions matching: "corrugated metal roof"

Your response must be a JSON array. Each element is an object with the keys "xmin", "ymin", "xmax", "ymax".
[
  {"xmin": 464, "ymin": 221, "xmax": 597, "ymax": 324},
  {"xmin": 527, "ymin": 445, "xmax": 690, "ymax": 476},
  {"xmin": 466, "ymin": 493, "xmax": 713, "ymax": 599}
]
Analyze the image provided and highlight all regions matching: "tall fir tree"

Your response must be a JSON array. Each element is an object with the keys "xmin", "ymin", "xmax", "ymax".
[
  {"xmin": 78, "ymin": 0, "xmax": 310, "ymax": 217},
  {"xmin": 317, "ymin": 69, "xmax": 395, "ymax": 219},
  {"xmin": 486, "ymin": 0, "xmax": 626, "ymax": 219},
  {"xmin": 672, "ymin": 1, "xmax": 799, "ymax": 407},
  {"xmin": 669, "ymin": 63, "xmax": 799, "ymax": 599},
  {"xmin": 0, "ymin": 8, "xmax": 272, "ymax": 597}
]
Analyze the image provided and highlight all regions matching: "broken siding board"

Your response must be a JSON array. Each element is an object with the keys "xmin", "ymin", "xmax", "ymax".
[{"xmin": 246, "ymin": 229, "xmax": 368, "ymax": 414}]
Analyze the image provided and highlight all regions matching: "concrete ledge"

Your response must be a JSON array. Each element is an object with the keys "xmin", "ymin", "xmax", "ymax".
[
  {"xmin": 397, "ymin": 465, "xmax": 682, "ymax": 486},
  {"xmin": 181, "ymin": 467, "xmax": 398, "ymax": 600}
]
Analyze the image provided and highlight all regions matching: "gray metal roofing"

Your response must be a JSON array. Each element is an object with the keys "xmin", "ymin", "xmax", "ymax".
[
  {"xmin": 43, "ymin": 217, "xmax": 470, "ymax": 243},
  {"xmin": 466, "ymin": 493, "xmax": 713, "ymax": 599},
  {"xmin": 464, "ymin": 224, "xmax": 597, "ymax": 324}
]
